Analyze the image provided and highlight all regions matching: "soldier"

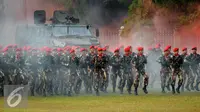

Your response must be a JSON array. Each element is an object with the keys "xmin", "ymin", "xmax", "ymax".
[
  {"xmin": 186, "ymin": 47, "xmax": 200, "ymax": 91},
  {"xmin": 166, "ymin": 45, "xmax": 173, "ymax": 56},
  {"xmin": 79, "ymin": 48, "xmax": 89, "ymax": 93},
  {"xmin": 13, "ymin": 48, "xmax": 25, "ymax": 85},
  {"xmin": 86, "ymin": 45, "xmax": 97, "ymax": 93},
  {"xmin": 120, "ymin": 47, "xmax": 134, "ymax": 94},
  {"xmin": 157, "ymin": 48, "xmax": 172, "ymax": 93},
  {"xmin": 101, "ymin": 47, "xmax": 110, "ymax": 93},
  {"xmin": 52, "ymin": 48, "xmax": 64, "ymax": 95},
  {"xmin": 15, "ymin": 48, "xmax": 24, "ymax": 67},
  {"xmin": 25, "ymin": 48, "xmax": 40, "ymax": 96},
  {"xmin": 40, "ymin": 48, "xmax": 55, "ymax": 96},
  {"xmin": 181, "ymin": 47, "xmax": 192, "ymax": 91},
  {"xmin": 171, "ymin": 48, "xmax": 184, "ymax": 94},
  {"xmin": 133, "ymin": 47, "xmax": 148, "ymax": 95},
  {"xmin": 110, "ymin": 48, "xmax": 122, "ymax": 93},
  {"xmin": 67, "ymin": 49, "xmax": 79, "ymax": 96},
  {"xmin": 93, "ymin": 48, "xmax": 107, "ymax": 96}
]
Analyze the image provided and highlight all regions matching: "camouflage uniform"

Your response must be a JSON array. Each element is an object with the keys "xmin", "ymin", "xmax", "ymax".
[
  {"xmin": 157, "ymin": 54, "xmax": 172, "ymax": 93},
  {"xmin": 86, "ymin": 52, "xmax": 97, "ymax": 93},
  {"xmin": 39, "ymin": 53, "xmax": 55, "ymax": 96},
  {"xmin": 101, "ymin": 53, "xmax": 110, "ymax": 92},
  {"xmin": 181, "ymin": 53, "xmax": 193, "ymax": 91},
  {"xmin": 53, "ymin": 52, "xmax": 64, "ymax": 95},
  {"xmin": 67, "ymin": 54, "xmax": 79, "ymax": 96},
  {"xmin": 25, "ymin": 52, "xmax": 39, "ymax": 96},
  {"xmin": 110, "ymin": 53, "xmax": 122, "ymax": 93},
  {"xmin": 171, "ymin": 53, "xmax": 184, "ymax": 94},
  {"xmin": 120, "ymin": 54, "xmax": 134, "ymax": 94},
  {"xmin": 133, "ymin": 52, "xmax": 148, "ymax": 95},
  {"xmin": 93, "ymin": 54, "xmax": 107, "ymax": 96},
  {"xmin": 79, "ymin": 54, "xmax": 89, "ymax": 93}
]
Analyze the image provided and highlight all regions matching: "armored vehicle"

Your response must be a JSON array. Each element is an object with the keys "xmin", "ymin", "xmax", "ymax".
[{"xmin": 15, "ymin": 10, "xmax": 100, "ymax": 48}]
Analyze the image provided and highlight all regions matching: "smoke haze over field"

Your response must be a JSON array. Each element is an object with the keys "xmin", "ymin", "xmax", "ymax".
[{"xmin": 0, "ymin": 0, "xmax": 125, "ymax": 48}]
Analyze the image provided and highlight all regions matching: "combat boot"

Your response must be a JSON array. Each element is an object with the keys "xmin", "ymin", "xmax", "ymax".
[
  {"xmin": 143, "ymin": 85, "xmax": 148, "ymax": 94},
  {"xmin": 176, "ymin": 85, "xmax": 181, "ymax": 94},
  {"xmin": 162, "ymin": 88, "xmax": 166, "ymax": 93},
  {"xmin": 134, "ymin": 87, "xmax": 138, "ymax": 96}
]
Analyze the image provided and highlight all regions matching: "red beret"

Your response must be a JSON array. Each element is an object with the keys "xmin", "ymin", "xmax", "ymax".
[
  {"xmin": 137, "ymin": 47, "xmax": 144, "ymax": 51},
  {"xmin": 182, "ymin": 47, "xmax": 187, "ymax": 51},
  {"xmin": 70, "ymin": 49, "xmax": 75, "ymax": 53},
  {"xmin": 46, "ymin": 48, "xmax": 52, "ymax": 52},
  {"xmin": 192, "ymin": 47, "xmax": 197, "ymax": 50},
  {"xmin": 90, "ymin": 46, "xmax": 94, "ymax": 49},
  {"xmin": 98, "ymin": 48, "xmax": 103, "ymax": 51},
  {"xmin": 166, "ymin": 45, "xmax": 171, "ymax": 49},
  {"xmin": 173, "ymin": 48, "xmax": 179, "ymax": 52},
  {"xmin": 164, "ymin": 48, "xmax": 169, "ymax": 52},
  {"xmin": 124, "ymin": 47, "xmax": 130, "ymax": 52},
  {"xmin": 114, "ymin": 48, "xmax": 120, "ymax": 52},
  {"xmin": 3, "ymin": 47, "xmax": 8, "ymax": 52}
]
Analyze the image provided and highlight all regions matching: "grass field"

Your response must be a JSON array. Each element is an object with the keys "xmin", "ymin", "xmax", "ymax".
[{"xmin": 1, "ymin": 91, "xmax": 200, "ymax": 112}]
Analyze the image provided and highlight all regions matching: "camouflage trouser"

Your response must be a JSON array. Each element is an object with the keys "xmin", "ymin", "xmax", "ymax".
[
  {"xmin": 171, "ymin": 69, "xmax": 183, "ymax": 87},
  {"xmin": 88, "ymin": 69, "xmax": 94, "ymax": 93},
  {"xmin": 67, "ymin": 72, "xmax": 77, "ymax": 96},
  {"xmin": 46, "ymin": 73, "xmax": 54, "ymax": 96},
  {"xmin": 93, "ymin": 69, "xmax": 106, "ymax": 95},
  {"xmin": 80, "ymin": 68, "xmax": 89, "ymax": 93},
  {"xmin": 120, "ymin": 68, "xmax": 133, "ymax": 93},
  {"xmin": 111, "ymin": 67, "xmax": 122, "ymax": 92},
  {"xmin": 134, "ymin": 69, "xmax": 149, "ymax": 88},
  {"xmin": 160, "ymin": 68, "xmax": 171, "ymax": 91},
  {"xmin": 37, "ymin": 70, "xmax": 47, "ymax": 96},
  {"xmin": 100, "ymin": 67, "xmax": 109, "ymax": 92}
]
